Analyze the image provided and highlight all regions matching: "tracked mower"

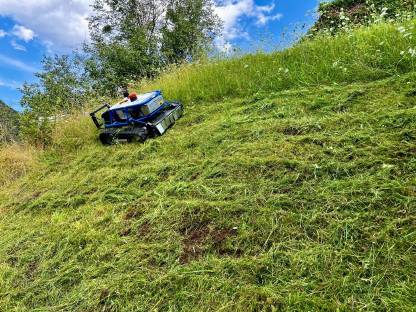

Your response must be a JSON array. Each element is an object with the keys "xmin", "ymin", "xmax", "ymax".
[{"xmin": 90, "ymin": 91, "xmax": 183, "ymax": 145}]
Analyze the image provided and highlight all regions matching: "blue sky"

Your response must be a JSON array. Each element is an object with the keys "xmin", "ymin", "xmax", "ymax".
[{"xmin": 0, "ymin": 0, "xmax": 325, "ymax": 111}]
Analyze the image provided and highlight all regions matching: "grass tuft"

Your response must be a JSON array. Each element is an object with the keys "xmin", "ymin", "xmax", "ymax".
[{"xmin": 0, "ymin": 144, "xmax": 37, "ymax": 187}]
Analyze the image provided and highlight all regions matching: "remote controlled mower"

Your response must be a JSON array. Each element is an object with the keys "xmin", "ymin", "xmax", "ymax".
[{"xmin": 90, "ymin": 90, "xmax": 183, "ymax": 145}]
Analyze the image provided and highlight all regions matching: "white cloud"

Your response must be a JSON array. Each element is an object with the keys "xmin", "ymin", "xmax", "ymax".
[
  {"xmin": 0, "ymin": 0, "xmax": 91, "ymax": 51},
  {"xmin": 11, "ymin": 25, "xmax": 35, "ymax": 42},
  {"xmin": 215, "ymin": 0, "xmax": 282, "ymax": 39},
  {"xmin": 11, "ymin": 39, "xmax": 27, "ymax": 51},
  {"xmin": 214, "ymin": 36, "xmax": 234, "ymax": 54},
  {"xmin": 214, "ymin": 0, "xmax": 282, "ymax": 52},
  {"xmin": 0, "ymin": 26, "xmax": 33, "ymax": 51},
  {"xmin": 0, "ymin": 53, "xmax": 39, "ymax": 72},
  {"xmin": 0, "ymin": 78, "xmax": 20, "ymax": 89}
]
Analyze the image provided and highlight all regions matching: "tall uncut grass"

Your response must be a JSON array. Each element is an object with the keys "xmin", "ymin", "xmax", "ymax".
[
  {"xmin": 141, "ymin": 20, "xmax": 416, "ymax": 103},
  {"xmin": 0, "ymin": 144, "xmax": 37, "ymax": 186}
]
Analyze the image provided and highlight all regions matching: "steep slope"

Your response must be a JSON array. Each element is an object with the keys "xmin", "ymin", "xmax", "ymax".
[
  {"xmin": 0, "ymin": 100, "xmax": 19, "ymax": 142},
  {"xmin": 0, "ymin": 72, "xmax": 415, "ymax": 310},
  {"xmin": 140, "ymin": 20, "xmax": 416, "ymax": 104}
]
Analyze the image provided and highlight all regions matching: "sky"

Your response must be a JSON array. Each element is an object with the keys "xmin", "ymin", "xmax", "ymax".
[{"xmin": 0, "ymin": 0, "xmax": 326, "ymax": 111}]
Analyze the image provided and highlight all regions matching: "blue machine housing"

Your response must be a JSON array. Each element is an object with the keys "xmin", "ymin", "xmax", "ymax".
[{"xmin": 104, "ymin": 91, "xmax": 167, "ymax": 128}]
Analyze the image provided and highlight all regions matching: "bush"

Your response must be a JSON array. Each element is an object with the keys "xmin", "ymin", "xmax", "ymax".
[
  {"xmin": 313, "ymin": 0, "xmax": 416, "ymax": 34},
  {"xmin": 18, "ymin": 112, "xmax": 54, "ymax": 147}
]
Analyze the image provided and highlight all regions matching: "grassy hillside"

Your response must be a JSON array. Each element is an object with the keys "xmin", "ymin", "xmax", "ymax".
[
  {"xmin": 0, "ymin": 20, "xmax": 415, "ymax": 311},
  {"xmin": 0, "ymin": 100, "xmax": 19, "ymax": 143},
  {"xmin": 140, "ymin": 20, "xmax": 416, "ymax": 103}
]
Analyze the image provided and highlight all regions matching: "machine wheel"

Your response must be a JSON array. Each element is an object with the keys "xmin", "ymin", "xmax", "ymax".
[
  {"xmin": 99, "ymin": 132, "xmax": 113, "ymax": 145},
  {"xmin": 129, "ymin": 133, "xmax": 147, "ymax": 143},
  {"xmin": 146, "ymin": 124, "xmax": 159, "ymax": 138},
  {"xmin": 99, "ymin": 131, "xmax": 115, "ymax": 145},
  {"xmin": 127, "ymin": 127, "xmax": 148, "ymax": 143}
]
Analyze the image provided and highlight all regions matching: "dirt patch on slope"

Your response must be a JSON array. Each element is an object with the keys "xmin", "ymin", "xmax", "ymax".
[{"xmin": 179, "ymin": 223, "xmax": 238, "ymax": 264}]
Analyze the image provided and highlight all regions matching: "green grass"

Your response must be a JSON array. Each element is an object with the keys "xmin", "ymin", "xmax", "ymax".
[
  {"xmin": 141, "ymin": 20, "xmax": 416, "ymax": 103},
  {"xmin": 0, "ymin": 20, "xmax": 416, "ymax": 311}
]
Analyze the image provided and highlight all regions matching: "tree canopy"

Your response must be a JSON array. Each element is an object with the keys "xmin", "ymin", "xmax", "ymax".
[{"xmin": 86, "ymin": 0, "xmax": 221, "ymax": 94}]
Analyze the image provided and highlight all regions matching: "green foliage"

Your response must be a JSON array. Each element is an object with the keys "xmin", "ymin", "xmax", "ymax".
[
  {"xmin": 19, "ymin": 55, "xmax": 90, "ymax": 145},
  {"xmin": 20, "ymin": 55, "xmax": 88, "ymax": 115},
  {"xmin": 86, "ymin": 0, "xmax": 221, "ymax": 94},
  {"xmin": 161, "ymin": 0, "xmax": 220, "ymax": 64},
  {"xmin": 321, "ymin": 0, "xmax": 415, "ymax": 11},
  {"xmin": 0, "ymin": 100, "xmax": 19, "ymax": 143},
  {"xmin": 314, "ymin": 0, "xmax": 416, "ymax": 34},
  {"xmin": 84, "ymin": 31, "xmax": 162, "ymax": 95},
  {"xmin": 18, "ymin": 112, "xmax": 54, "ymax": 147}
]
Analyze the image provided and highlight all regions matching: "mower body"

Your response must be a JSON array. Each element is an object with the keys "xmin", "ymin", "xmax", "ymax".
[{"xmin": 90, "ymin": 91, "xmax": 183, "ymax": 145}]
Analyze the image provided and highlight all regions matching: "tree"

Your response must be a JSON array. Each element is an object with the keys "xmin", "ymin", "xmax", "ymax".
[
  {"xmin": 83, "ymin": 29, "xmax": 162, "ymax": 95},
  {"xmin": 19, "ymin": 54, "xmax": 90, "ymax": 145},
  {"xmin": 161, "ymin": 0, "xmax": 220, "ymax": 63},
  {"xmin": 20, "ymin": 55, "xmax": 89, "ymax": 115},
  {"xmin": 89, "ymin": 0, "xmax": 168, "ymax": 43},
  {"xmin": 86, "ymin": 0, "xmax": 221, "ymax": 94}
]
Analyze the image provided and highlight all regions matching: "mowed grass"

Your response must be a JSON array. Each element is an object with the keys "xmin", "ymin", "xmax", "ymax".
[
  {"xmin": 1, "ymin": 20, "xmax": 416, "ymax": 311},
  {"xmin": 0, "ymin": 73, "xmax": 415, "ymax": 311}
]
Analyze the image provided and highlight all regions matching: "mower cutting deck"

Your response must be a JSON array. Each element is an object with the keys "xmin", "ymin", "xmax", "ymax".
[{"xmin": 90, "ymin": 91, "xmax": 183, "ymax": 145}]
